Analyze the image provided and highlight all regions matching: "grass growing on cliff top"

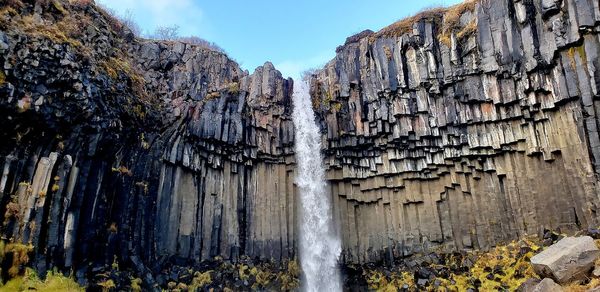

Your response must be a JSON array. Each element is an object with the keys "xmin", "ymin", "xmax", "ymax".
[
  {"xmin": 373, "ymin": 0, "xmax": 479, "ymax": 42},
  {"xmin": 439, "ymin": 0, "xmax": 478, "ymax": 47},
  {"xmin": 375, "ymin": 6, "xmax": 446, "ymax": 38}
]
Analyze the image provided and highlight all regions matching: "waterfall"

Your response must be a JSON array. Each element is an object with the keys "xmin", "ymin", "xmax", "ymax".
[{"xmin": 292, "ymin": 80, "xmax": 342, "ymax": 292}]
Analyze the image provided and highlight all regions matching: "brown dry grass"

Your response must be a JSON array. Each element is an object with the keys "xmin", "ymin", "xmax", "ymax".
[
  {"xmin": 100, "ymin": 56, "xmax": 148, "ymax": 100},
  {"xmin": 442, "ymin": 0, "xmax": 478, "ymax": 32},
  {"xmin": 374, "ymin": 6, "xmax": 446, "ymax": 39},
  {"xmin": 16, "ymin": 14, "xmax": 84, "ymax": 49},
  {"xmin": 439, "ymin": 0, "xmax": 479, "ymax": 46},
  {"xmin": 3, "ymin": 0, "xmax": 24, "ymax": 9},
  {"xmin": 565, "ymin": 278, "xmax": 600, "ymax": 292},
  {"xmin": 372, "ymin": 0, "xmax": 479, "ymax": 45}
]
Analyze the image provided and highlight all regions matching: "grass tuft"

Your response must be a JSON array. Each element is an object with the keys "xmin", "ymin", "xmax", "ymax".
[
  {"xmin": 370, "ymin": 0, "xmax": 479, "ymax": 46},
  {"xmin": 374, "ymin": 7, "xmax": 446, "ymax": 39},
  {"xmin": 439, "ymin": 0, "xmax": 479, "ymax": 47},
  {"xmin": 0, "ymin": 268, "xmax": 83, "ymax": 292}
]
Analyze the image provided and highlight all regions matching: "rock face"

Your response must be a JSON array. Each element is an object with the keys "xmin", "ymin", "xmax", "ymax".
[
  {"xmin": 532, "ymin": 278, "xmax": 563, "ymax": 292},
  {"xmin": 531, "ymin": 236, "xmax": 600, "ymax": 284},
  {"xmin": 0, "ymin": 0, "xmax": 296, "ymax": 281},
  {"xmin": 310, "ymin": 0, "xmax": 600, "ymax": 263},
  {"xmin": 1, "ymin": 0, "xmax": 600, "ymax": 285}
]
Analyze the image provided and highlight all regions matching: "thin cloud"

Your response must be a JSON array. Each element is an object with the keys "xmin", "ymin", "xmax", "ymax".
[{"xmin": 97, "ymin": 0, "xmax": 210, "ymax": 37}]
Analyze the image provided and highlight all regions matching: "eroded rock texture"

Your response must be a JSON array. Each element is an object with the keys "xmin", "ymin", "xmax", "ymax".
[
  {"xmin": 310, "ymin": 0, "xmax": 600, "ymax": 263},
  {"xmin": 0, "ymin": 0, "xmax": 296, "ymax": 281}
]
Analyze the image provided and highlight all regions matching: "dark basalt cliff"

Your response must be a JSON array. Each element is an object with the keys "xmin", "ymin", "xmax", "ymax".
[
  {"xmin": 310, "ymin": 0, "xmax": 600, "ymax": 264},
  {"xmin": 0, "ymin": 0, "xmax": 296, "ymax": 284},
  {"xmin": 0, "ymin": 0, "xmax": 600, "ymax": 288}
]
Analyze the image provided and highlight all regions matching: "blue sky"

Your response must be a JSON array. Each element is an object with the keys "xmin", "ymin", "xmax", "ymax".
[{"xmin": 97, "ymin": 0, "xmax": 462, "ymax": 79}]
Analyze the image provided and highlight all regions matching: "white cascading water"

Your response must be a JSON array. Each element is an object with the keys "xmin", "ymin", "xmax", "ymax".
[{"xmin": 292, "ymin": 80, "xmax": 342, "ymax": 292}]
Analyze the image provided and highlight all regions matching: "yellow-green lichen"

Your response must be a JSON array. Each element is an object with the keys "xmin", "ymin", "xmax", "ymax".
[
  {"xmin": 130, "ymin": 277, "xmax": 142, "ymax": 292},
  {"xmin": 566, "ymin": 44, "xmax": 587, "ymax": 71},
  {"xmin": 0, "ymin": 268, "xmax": 83, "ymax": 292},
  {"xmin": 227, "ymin": 82, "xmax": 240, "ymax": 95},
  {"xmin": 189, "ymin": 271, "xmax": 212, "ymax": 290},
  {"xmin": 52, "ymin": 0, "xmax": 67, "ymax": 15}
]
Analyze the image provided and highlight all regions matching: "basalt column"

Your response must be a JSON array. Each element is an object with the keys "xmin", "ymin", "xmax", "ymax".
[{"xmin": 311, "ymin": 0, "xmax": 600, "ymax": 264}]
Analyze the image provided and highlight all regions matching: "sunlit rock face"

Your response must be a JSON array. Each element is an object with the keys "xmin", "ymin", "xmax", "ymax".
[
  {"xmin": 0, "ymin": 0, "xmax": 600, "ymax": 286},
  {"xmin": 310, "ymin": 0, "xmax": 600, "ymax": 264},
  {"xmin": 0, "ymin": 0, "xmax": 297, "ymax": 280}
]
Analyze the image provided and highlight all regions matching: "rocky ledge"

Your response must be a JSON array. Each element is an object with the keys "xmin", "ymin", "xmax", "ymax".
[
  {"xmin": 310, "ymin": 0, "xmax": 600, "ymax": 264},
  {"xmin": 0, "ymin": 0, "xmax": 296, "ymax": 288}
]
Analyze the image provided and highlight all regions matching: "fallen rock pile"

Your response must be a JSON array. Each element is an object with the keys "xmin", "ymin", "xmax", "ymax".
[{"xmin": 523, "ymin": 236, "xmax": 600, "ymax": 292}]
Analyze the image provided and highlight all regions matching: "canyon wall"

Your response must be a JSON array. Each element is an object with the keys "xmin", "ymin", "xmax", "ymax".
[
  {"xmin": 310, "ymin": 0, "xmax": 600, "ymax": 263},
  {"xmin": 0, "ymin": 0, "xmax": 296, "ymax": 280},
  {"xmin": 1, "ymin": 0, "xmax": 600, "ymax": 282}
]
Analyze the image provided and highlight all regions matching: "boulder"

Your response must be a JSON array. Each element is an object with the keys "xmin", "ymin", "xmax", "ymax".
[
  {"xmin": 517, "ymin": 278, "xmax": 541, "ymax": 292},
  {"xmin": 593, "ymin": 266, "xmax": 600, "ymax": 278},
  {"xmin": 531, "ymin": 236, "xmax": 600, "ymax": 284},
  {"xmin": 518, "ymin": 278, "xmax": 563, "ymax": 292},
  {"xmin": 533, "ymin": 278, "xmax": 563, "ymax": 292}
]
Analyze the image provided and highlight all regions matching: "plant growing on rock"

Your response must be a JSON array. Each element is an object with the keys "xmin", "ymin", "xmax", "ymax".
[
  {"xmin": 4, "ymin": 201, "xmax": 20, "ymax": 224},
  {"xmin": 206, "ymin": 91, "xmax": 221, "ymax": 100},
  {"xmin": 135, "ymin": 181, "xmax": 149, "ymax": 194},
  {"xmin": 253, "ymin": 270, "xmax": 274, "ymax": 289},
  {"xmin": 189, "ymin": 271, "xmax": 212, "ymax": 290},
  {"xmin": 438, "ymin": 0, "xmax": 478, "ymax": 47},
  {"xmin": 4, "ymin": 243, "xmax": 34, "ymax": 278},
  {"xmin": 238, "ymin": 263, "xmax": 251, "ymax": 281},
  {"xmin": 287, "ymin": 259, "xmax": 301, "ymax": 277},
  {"xmin": 111, "ymin": 165, "xmax": 132, "ymax": 176},
  {"xmin": 130, "ymin": 277, "xmax": 142, "ymax": 292},
  {"xmin": 0, "ymin": 268, "xmax": 83, "ymax": 292},
  {"xmin": 277, "ymin": 272, "xmax": 299, "ymax": 291},
  {"xmin": 139, "ymin": 133, "xmax": 150, "ymax": 149},
  {"xmin": 227, "ymin": 82, "xmax": 240, "ymax": 95},
  {"xmin": 375, "ymin": 7, "xmax": 446, "ymax": 38},
  {"xmin": 97, "ymin": 279, "xmax": 116, "ymax": 292}
]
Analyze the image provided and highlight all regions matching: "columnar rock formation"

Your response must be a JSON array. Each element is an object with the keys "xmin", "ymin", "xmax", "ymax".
[
  {"xmin": 310, "ymin": 0, "xmax": 600, "ymax": 263},
  {"xmin": 1, "ymin": 0, "xmax": 600, "ymax": 283},
  {"xmin": 0, "ymin": 0, "xmax": 296, "ymax": 280}
]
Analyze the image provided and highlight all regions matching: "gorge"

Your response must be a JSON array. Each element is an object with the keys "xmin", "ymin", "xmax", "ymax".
[{"xmin": 0, "ymin": 0, "xmax": 600, "ymax": 290}]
